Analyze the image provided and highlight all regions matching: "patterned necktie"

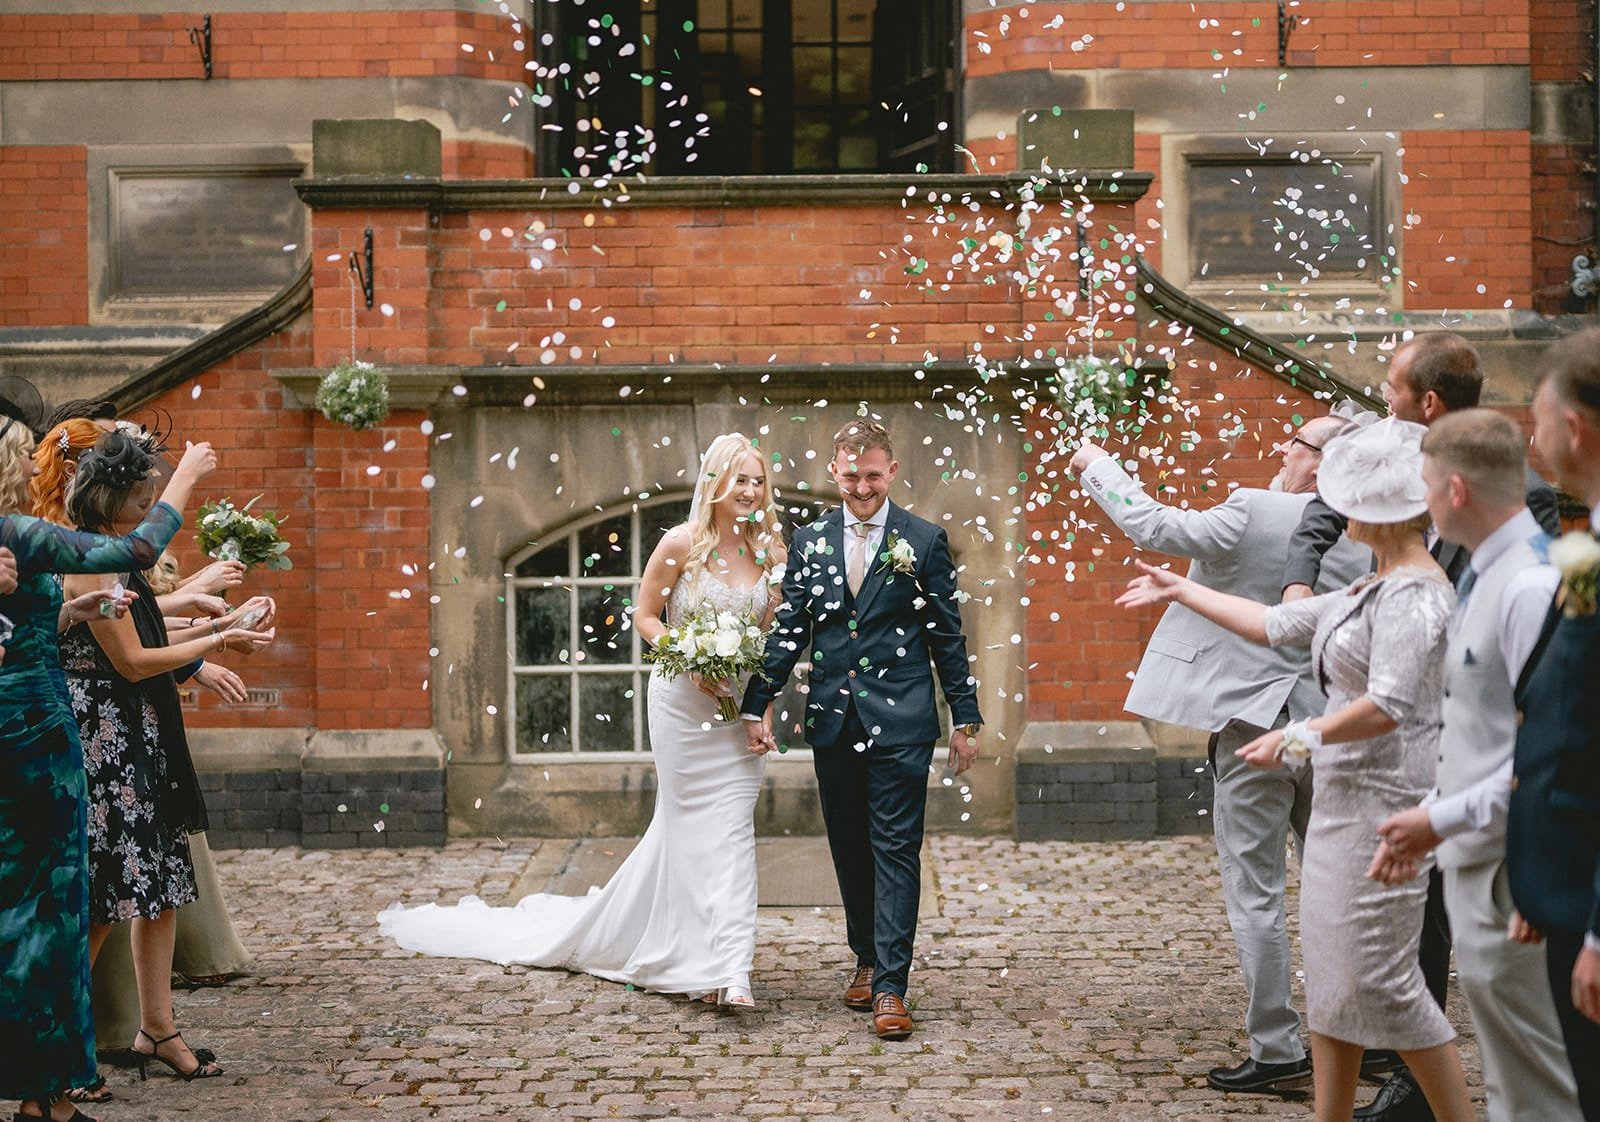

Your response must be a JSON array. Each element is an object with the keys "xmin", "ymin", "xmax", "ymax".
[{"xmin": 846, "ymin": 521, "xmax": 869, "ymax": 596}]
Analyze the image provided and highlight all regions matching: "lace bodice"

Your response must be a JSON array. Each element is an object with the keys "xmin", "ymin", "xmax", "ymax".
[{"xmin": 665, "ymin": 564, "xmax": 782, "ymax": 626}]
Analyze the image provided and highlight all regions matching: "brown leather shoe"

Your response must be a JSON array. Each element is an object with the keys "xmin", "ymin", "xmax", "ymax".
[
  {"xmin": 843, "ymin": 964, "xmax": 874, "ymax": 1010},
  {"xmin": 872, "ymin": 992, "xmax": 914, "ymax": 1040}
]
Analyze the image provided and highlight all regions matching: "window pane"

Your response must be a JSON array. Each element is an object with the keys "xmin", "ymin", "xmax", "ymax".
[
  {"xmin": 579, "ymin": 673, "xmax": 636, "ymax": 751},
  {"xmin": 515, "ymin": 587, "xmax": 570, "ymax": 665},
  {"xmin": 793, "ymin": 47, "xmax": 834, "ymax": 105},
  {"xmin": 516, "ymin": 674, "xmax": 572, "ymax": 753},
  {"xmin": 515, "ymin": 541, "xmax": 568, "ymax": 578},
  {"xmin": 731, "ymin": 0, "xmax": 760, "ymax": 31},
  {"xmin": 793, "ymin": 1, "xmax": 832, "ymax": 42},
  {"xmin": 578, "ymin": 585, "xmax": 634, "ymax": 665},
  {"xmin": 838, "ymin": 107, "xmax": 877, "ymax": 171},
  {"xmin": 838, "ymin": 0, "xmax": 874, "ymax": 43},
  {"xmin": 793, "ymin": 110, "xmax": 834, "ymax": 170},
  {"xmin": 836, "ymin": 46, "xmax": 871, "ymax": 100},
  {"xmin": 639, "ymin": 499, "xmax": 693, "ymax": 557},
  {"xmin": 578, "ymin": 513, "xmax": 632, "ymax": 577}
]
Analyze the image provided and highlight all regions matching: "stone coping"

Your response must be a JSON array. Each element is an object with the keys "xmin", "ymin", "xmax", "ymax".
[{"xmin": 293, "ymin": 170, "xmax": 1154, "ymax": 210}]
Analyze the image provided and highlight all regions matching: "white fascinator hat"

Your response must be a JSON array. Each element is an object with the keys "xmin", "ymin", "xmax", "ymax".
[{"xmin": 1316, "ymin": 415, "xmax": 1430, "ymax": 523}]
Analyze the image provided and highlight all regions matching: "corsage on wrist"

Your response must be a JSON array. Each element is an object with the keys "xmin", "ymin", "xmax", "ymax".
[{"xmin": 1277, "ymin": 720, "xmax": 1321, "ymax": 766}]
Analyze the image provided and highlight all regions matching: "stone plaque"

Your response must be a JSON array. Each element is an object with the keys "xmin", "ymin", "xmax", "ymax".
[
  {"xmin": 1186, "ymin": 156, "xmax": 1380, "ymax": 282},
  {"xmin": 111, "ymin": 169, "xmax": 305, "ymax": 297}
]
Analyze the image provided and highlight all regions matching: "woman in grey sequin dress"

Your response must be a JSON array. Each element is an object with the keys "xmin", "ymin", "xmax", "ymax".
[{"xmin": 1117, "ymin": 418, "xmax": 1474, "ymax": 1122}]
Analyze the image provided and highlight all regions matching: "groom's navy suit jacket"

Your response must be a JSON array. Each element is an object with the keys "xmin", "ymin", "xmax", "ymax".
[{"xmin": 741, "ymin": 502, "xmax": 981, "ymax": 748}]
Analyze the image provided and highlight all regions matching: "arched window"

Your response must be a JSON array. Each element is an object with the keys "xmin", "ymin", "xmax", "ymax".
[{"xmin": 505, "ymin": 494, "xmax": 822, "ymax": 758}]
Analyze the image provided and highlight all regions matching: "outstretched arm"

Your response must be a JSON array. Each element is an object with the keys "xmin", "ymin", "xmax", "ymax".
[
  {"xmin": 1117, "ymin": 559, "xmax": 1271, "ymax": 644},
  {"xmin": 1074, "ymin": 448, "xmax": 1250, "ymax": 562}
]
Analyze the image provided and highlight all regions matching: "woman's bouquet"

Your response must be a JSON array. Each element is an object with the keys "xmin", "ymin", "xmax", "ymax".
[
  {"xmin": 643, "ymin": 606, "xmax": 769, "ymax": 721},
  {"xmin": 315, "ymin": 359, "xmax": 390, "ymax": 431},
  {"xmin": 197, "ymin": 496, "xmax": 293, "ymax": 571}
]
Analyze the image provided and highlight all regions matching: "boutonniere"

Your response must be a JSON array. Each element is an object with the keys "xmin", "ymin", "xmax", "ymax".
[
  {"xmin": 880, "ymin": 531, "xmax": 916, "ymax": 575},
  {"xmin": 1551, "ymin": 531, "xmax": 1600, "ymax": 618}
]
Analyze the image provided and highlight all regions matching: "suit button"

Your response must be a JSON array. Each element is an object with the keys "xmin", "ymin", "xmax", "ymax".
[
  {"xmin": 1515, "ymin": 709, "xmax": 1524, "ymax": 726},
  {"xmin": 847, "ymin": 670, "xmax": 857, "ymax": 679},
  {"xmin": 1511, "ymin": 775, "xmax": 1520, "ymax": 792}
]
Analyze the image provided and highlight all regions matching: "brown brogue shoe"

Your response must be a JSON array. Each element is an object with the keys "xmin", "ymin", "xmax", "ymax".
[
  {"xmin": 843, "ymin": 964, "xmax": 874, "ymax": 1010},
  {"xmin": 871, "ymin": 992, "xmax": 914, "ymax": 1040}
]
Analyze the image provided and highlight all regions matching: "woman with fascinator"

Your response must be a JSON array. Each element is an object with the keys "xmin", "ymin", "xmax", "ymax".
[
  {"xmin": 382, "ymin": 433, "xmax": 786, "ymax": 1010},
  {"xmin": 0, "ymin": 381, "xmax": 219, "ymax": 1122},
  {"xmin": 57, "ymin": 432, "xmax": 274, "ymax": 1090},
  {"xmin": 1119, "ymin": 417, "xmax": 1473, "ymax": 1122}
]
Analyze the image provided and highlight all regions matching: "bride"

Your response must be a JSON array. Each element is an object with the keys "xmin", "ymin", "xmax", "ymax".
[{"xmin": 379, "ymin": 433, "xmax": 786, "ymax": 1009}]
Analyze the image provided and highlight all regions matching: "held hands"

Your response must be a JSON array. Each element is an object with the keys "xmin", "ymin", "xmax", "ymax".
[
  {"xmin": 1374, "ymin": 805, "xmax": 1442, "ymax": 864},
  {"xmin": 1506, "ymin": 909, "xmax": 1544, "ymax": 945},
  {"xmin": 1068, "ymin": 443, "xmax": 1110, "ymax": 475},
  {"xmin": 1366, "ymin": 839, "xmax": 1422, "ymax": 886},
  {"xmin": 948, "ymin": 727, "xmax": 979, "ymax": 776},
  {"xmin": 743, "ymin": 712, "xmax": 776, "ymax": 756},
  {"xmin": 0, "ymin": 547, "xmax": 16, "ymax": 595},
  {"xmin": 1115, "ymin": 560, "xmax": 1187, "ymax": 611}
]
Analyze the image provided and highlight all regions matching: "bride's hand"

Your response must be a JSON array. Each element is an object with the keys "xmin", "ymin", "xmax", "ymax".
[{"xmin": 689, "ymin": 673, "xmax": 734, "ymax": 699}]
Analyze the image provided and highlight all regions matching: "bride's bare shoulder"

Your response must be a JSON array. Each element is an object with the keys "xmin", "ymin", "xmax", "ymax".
[{"xmin": 650, "ymin": 523, "xmax": 693, "ymax": 561}]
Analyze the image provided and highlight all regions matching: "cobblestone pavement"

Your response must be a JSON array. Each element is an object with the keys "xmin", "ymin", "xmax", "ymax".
[{"xmin": 89, "ymin": 836, "xmax": 1485, "ymax": 1121}]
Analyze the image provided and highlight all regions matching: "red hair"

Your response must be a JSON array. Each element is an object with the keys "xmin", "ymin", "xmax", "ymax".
[{"xmin": 31, "ymin": 417, "xmax": 103, "ymax": 524}]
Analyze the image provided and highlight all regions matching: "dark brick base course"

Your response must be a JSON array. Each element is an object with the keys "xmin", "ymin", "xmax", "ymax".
[
  {"xmin": 1015, "ymin": 753, "xmax": 1214, "ymax": 842},
  {"xmin": 198, "ymin": 767, "xmax": 445, "ymax": 848}
]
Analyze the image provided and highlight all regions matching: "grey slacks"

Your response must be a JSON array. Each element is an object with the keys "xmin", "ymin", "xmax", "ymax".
[
  {"xmin": 1444, "ymin": 859, "xmax": 1582, "ymax": 1122},
  {"xmin": 1211, "ymin": 716, "xmax": 1312, "ymax": 1063}
]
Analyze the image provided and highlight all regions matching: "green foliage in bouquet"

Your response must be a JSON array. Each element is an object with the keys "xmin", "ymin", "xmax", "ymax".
[
  {"xmin": 643, "ymin": 605, "xmax": 770, "ymax": 721},
  {"xmin": 197, "ymin": 495, "xmax": 292, "ymax": 571},
  {"xmin": 315, "ymin": 359, "xmax": 390, "ymax": 431}
]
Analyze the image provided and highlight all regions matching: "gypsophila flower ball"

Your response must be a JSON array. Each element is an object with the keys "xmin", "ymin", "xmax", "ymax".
[{"xmin": 316, "ymin": 359, "xmax": 391, "ymax": 431}]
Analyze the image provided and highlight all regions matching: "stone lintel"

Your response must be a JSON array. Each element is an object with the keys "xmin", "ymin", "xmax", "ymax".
[
  {"xmin": 312, "ymin": 118, "xmax": 442, "ymax": 179},
  {"xmin": 1016, "ymin": 719, "xmax": 1155, "ymax": 763},
  {"xmin": 303, "ymin": 728, "xmax": 446, "ymax": 772},
  {"xmin": 188, "ymin": 726, "xmax": 307, "ymax": 773},
  {"xmin": 272, "ymin": 366, "xmax": 460, "ymax": 410}
]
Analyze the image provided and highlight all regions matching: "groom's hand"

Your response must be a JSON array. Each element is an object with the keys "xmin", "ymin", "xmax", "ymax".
[
  {"xmin": 948, "ymin": 728, "xmax": 979, "ymax": 775},
  {"xmin": 743, "ymin": 712, "xmax": 775, "ymax": 755}
]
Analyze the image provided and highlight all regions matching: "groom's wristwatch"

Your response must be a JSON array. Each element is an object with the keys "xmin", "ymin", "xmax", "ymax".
[{"xmin": 957, "ymin": 723, "xmax": 981, "ymax": 738}]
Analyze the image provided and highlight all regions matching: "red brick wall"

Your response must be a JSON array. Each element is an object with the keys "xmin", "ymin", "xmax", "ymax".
[
  {"xmin": 1400, "ymin": 130, "xmax": 1533, "ymax": 308},
  {"xmin": 0, "ymin": 146, "xmax": 88, "ymax": 326},
  {"xmin": 0, "ymin": 10, "xmax": 525, "ymax": 82},
  {"xmin": 965, "ymin": 1, "xmax": 1529, "ymax": 71},
  {"xmin": 136, "ymin": 316, "xmax": 432, "ymax": 731}
]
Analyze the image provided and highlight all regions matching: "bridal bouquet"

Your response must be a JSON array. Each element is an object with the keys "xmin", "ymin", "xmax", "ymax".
[
  {"xmin": 644, "ymin": 606, "xmax": 770, "ymax": 721},
  {"xmin": 196, "ymin": 495, "xmax": 293, "ymax": 571}
]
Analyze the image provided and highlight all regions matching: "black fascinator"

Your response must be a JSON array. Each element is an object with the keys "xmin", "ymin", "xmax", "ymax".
[
  {"xmin": 0, "ymin": 375, "xmax": 46, "ymax": 442},
  {"xmin": 77, "ymin": 431, "xmax": 156, "ymax": 491}
]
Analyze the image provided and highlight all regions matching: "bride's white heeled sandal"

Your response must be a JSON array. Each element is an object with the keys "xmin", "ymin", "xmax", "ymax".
[{"xmin": 718, "ymin": 985, "xmax": 755, "ymax": 1011}]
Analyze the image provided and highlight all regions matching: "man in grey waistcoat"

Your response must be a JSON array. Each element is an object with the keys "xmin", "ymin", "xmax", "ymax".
[
  {"xmin": 1369, "ymin": 409, "xmax": 1578, "ymax": 1121},
  {"xmin": 1071, "ymin": 412, "xmax": 1370, "ymax": 1095}
]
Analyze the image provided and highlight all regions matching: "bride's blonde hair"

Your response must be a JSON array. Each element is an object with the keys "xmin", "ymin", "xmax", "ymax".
[{"xmin": 682, "ymin": 433, "xmax": 781, "ymax": 578}]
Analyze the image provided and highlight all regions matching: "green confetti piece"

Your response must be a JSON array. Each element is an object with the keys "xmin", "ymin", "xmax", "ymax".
[
  {"xmin": 682, "ymin": 18, "xmax": 695, "ymax": 31},
  {"xmin": 379, "ymin": 803, "xmax": 391, "ymax": 814},
  {"xmin": 495, "ymin": 299, "xmax": 507, "ymax": 312}
]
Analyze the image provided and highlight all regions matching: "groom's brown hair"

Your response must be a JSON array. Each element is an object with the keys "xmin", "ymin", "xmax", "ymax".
[{"xmin": 833, "ymin": 419, "xmax": 893, "ymax": 460}]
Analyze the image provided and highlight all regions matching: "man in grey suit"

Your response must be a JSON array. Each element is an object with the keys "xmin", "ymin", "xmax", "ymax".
[
  {"xmin": 1071, "ymin": 414, "xmax": 1369, "ymax": 1095},
  {"xmin": 1368, "ymin": 409, "xmax": 1578, "ymax": 1122}
]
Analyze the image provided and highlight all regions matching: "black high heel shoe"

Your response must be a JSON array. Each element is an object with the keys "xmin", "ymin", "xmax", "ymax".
[
  {"xmin": 131, "ymin": 1028, "xmax": 223, "ymax": 1082},
  {"xmin": 11, "ymin": 1093, "xmax": 96, "ymax": 1122}
]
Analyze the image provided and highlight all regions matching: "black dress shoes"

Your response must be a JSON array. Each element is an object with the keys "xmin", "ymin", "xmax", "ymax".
[
  {"xmin": 1206, "ymin": 1055, "xmax": 1314, "ymax": 1094},
  {"xmin": 1353, "ymin": 1069, "xmax": 1435, "ymax": 1122}
]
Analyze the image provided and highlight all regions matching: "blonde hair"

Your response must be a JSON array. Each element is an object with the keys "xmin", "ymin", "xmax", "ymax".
[
  {"xmin": 31, "ymin": 417, "xmax": 104, "ymax": 525},
  {"xmin": 0, "ymin": 423, "xmax": 34, "ymax": 515},
  {"xmin": 1348, "ymin": 512, "xmax": 1433, "ymax": 551},
  {"xmin": 146, "ymin": 550, "xmax": 183, "ymax": 595},
  {"xmin": 683, "ymin": 433, "xmax": 780, "ymax": 578}
]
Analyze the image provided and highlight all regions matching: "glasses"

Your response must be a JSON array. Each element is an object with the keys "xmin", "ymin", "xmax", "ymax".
[{"xmin": 1287, "ymin": 436, "xmax": 1323, "ymax": 453}]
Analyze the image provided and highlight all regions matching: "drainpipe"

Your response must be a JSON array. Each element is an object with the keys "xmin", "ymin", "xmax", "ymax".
[{"xmin": 1573, "ymin": 2, "xmax": 1600, "ymax": 306}]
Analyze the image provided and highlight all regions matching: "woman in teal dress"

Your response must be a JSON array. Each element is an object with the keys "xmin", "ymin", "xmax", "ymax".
[{"xmin": 0, "ymin": 392, "xmax": 217, "ymax": 1122}]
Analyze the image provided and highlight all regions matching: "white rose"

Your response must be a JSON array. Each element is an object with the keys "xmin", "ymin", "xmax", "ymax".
[
  {"xmin": 713, "ymin": 631, "xmax": 741, "ymax": 658},
  {"xmin": 695, "ymin": 633, "xmax": 718, "ymax": 656}
]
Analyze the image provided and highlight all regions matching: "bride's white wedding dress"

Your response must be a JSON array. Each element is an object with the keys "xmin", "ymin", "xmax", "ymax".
[{"xmin": 377, "ymin": 567, "xmax": 770, "ymax": 997}]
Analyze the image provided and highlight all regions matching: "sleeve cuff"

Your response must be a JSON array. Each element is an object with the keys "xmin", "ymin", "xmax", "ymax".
[
  {"xmin": 1426, "ymin": 796, "xmax": 1473, "ymax": 841},
  {"xmin": 1585, "ymin": 932, "xmax": 1600, "ymax": 955}
]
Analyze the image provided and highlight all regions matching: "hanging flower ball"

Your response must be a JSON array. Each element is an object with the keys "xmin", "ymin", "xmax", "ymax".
[{"xmin": 316, "ymin": 360, "xmax": 391, "ymax": 431}]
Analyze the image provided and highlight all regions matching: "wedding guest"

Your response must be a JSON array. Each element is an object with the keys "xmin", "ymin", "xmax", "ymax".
[
  {"xmin": 1069, "ymin": 413, "xmax": 1369, "ymax": 1095},
  {"xmin": 59, "ymin": 432, "xmax": 274, "ymax": 1087},
  {"xmin": 1507, "ymin": 327, "xmax": 1600, "ymax": 1117},
  {"xmin": 0, "ymin": 385, "xmax": 217, "ymax": 1122},
  {"xmin": 1279, "ymin": 331, "xmax": 1561, "ymax": 1122},
  {"xmin": 1119, "ymin": 418, "xmax": 1473, "ymax": 1122},
  {"xmin": 1368, "ymin": 409, "xmax": 1579, "ymax": 1121}
]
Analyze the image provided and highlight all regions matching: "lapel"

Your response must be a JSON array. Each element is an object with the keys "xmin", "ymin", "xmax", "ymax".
[
  {"xmin": 819, "ymin": 508, "xmax": 846, "ymax": 594},
  {"xmin": 851, "ymin": 502, "xmax": 904, "ymax": 618}
]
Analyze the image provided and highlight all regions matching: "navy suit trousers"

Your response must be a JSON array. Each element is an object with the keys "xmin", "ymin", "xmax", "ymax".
[
  {"xmin": 1544, "ymin": 929, "xmax": 1600, "ymax": 1119},
  {"xmin": 812, "ymin": 704, "xmax": 932, "ymax": 999}
]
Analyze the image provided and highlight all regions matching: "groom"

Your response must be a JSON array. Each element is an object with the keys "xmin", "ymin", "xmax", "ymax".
[{"xmin": 742, "ymin": 419, "xmax": 983, "ymax": 1040}]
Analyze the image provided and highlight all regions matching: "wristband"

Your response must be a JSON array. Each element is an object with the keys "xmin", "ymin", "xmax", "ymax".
[{"xmin": 1277, "ymin": 719, "xmax": 1321, "ymax": 766}]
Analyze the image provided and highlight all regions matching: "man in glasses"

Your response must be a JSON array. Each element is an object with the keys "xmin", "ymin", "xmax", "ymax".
[{"xmin": 1070, "ymin": 413, "xmax": 1369, "ymax": 1097}]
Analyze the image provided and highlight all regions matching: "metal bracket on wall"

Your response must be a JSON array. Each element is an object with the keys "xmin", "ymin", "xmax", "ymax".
[
  {"xmin": 1277, "ymin": 1, "xmax": 1301, "ymax": 67},
  {"xmin": 1573, "ymin": 254, "xmax": 1600, "ymax": 301},
  {"xmin": 348, "ymin": 228, "xmax": 375, "ymax": 309},
  {"xmin": 187, "ymin": 15, "xmax": 212, "ymax": 80}
]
